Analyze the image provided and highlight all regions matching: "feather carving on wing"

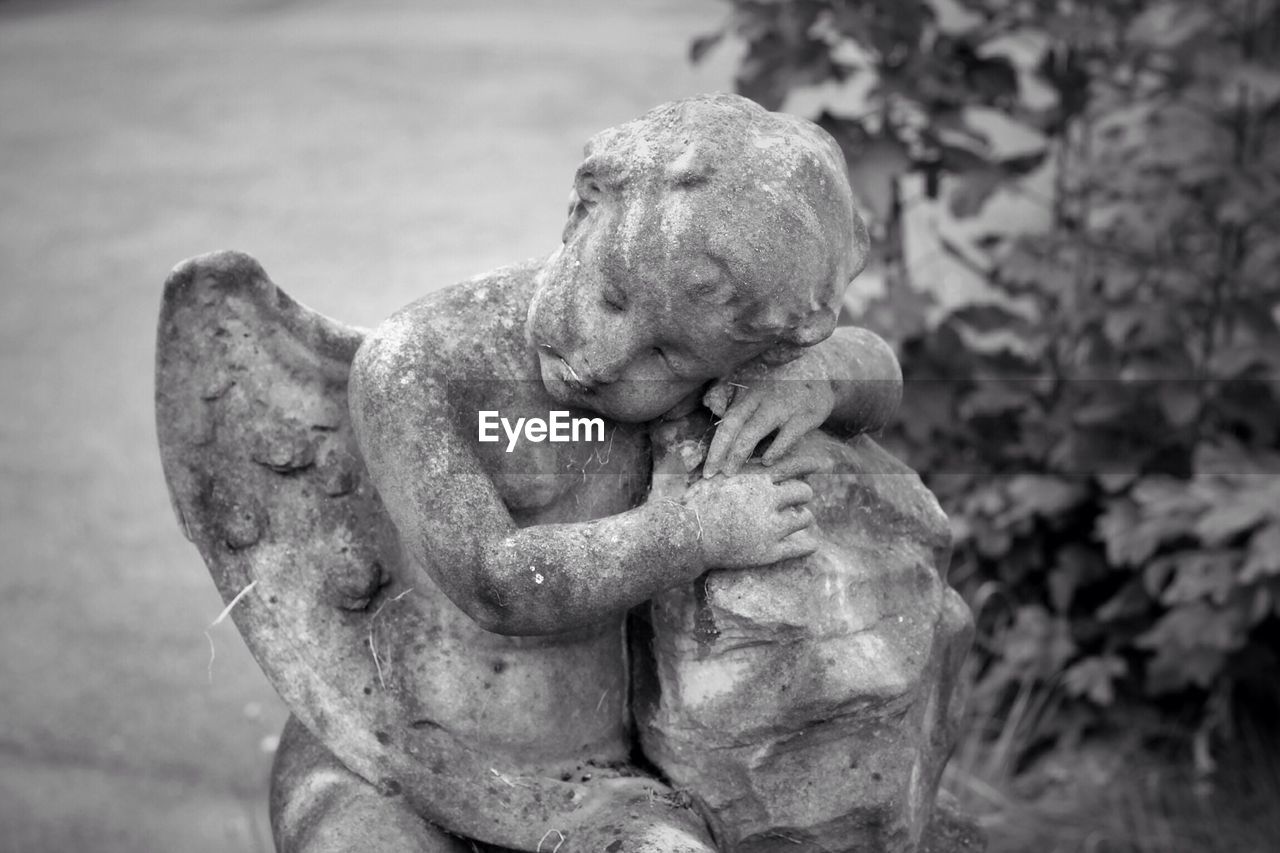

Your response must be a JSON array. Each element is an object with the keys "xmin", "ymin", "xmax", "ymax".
[{"xmin": 154, "ymin": 251, "xmax": 691, "ymax": 852}]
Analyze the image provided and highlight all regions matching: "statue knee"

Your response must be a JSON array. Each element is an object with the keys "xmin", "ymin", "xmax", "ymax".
[{"xmin": 269, "ymin": 716, "xmax": 469, "ymax": 853}]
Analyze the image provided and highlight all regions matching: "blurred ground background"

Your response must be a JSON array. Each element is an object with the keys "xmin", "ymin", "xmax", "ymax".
[{"xmin": 0, "ymin": 1, "xmax": 735, "ymax": 850}]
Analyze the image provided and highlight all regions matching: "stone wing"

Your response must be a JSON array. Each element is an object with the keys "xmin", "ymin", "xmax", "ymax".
[{"xmin": 155, "ymin": 249, "xmax": 408, "ymax": 749}]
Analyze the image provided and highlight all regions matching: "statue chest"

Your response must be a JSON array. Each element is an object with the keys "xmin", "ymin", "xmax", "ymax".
[{"xmin": 478, "ymin": 416, "xmax": 652, "ymax": 524}]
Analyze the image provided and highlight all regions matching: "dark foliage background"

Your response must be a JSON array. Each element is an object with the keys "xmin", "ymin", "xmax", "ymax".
[{"xmin": 695, "ymin": 0, "xmax": 1280, "ymax": 770}]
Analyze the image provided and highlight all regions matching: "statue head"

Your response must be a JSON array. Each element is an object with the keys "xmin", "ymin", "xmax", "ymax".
[{"xmin": 528, "ymin": 93, "xmax": 869, "ymax": 422}]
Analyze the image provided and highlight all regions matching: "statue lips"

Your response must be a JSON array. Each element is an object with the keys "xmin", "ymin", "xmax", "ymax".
[
  {"xmin": 557, "ymin": 357, "xmax": 597, "ymax": 396},
  {"xmin": 538, "ymin": 345, "xmax": 598, "ymax": 397}
]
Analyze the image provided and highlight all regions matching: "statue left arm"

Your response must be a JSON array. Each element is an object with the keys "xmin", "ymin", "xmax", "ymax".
[
  {"xmin": 701, "ymin": 326, "xmax": 902, "ymax": 477},
  {"xmin": 815, "ymin": 326, "xmax": 904, "ymax": 433}
]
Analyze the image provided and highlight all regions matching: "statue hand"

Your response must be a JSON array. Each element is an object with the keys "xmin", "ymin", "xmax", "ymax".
[
  {"xmin": 680, "ymin": 464, "xmax": 820, "ymax": 570},
  {"xmin": 701, "ymin": 353, "xmax": 835, "ymax": 478}
]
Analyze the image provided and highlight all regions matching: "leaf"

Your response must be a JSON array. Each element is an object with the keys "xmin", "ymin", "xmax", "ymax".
[
  {"xmin": 1195, "ymin": 441, "xmax": 1280, "ymax": 477},
  {"xmin": 1103, "ymin": 307, "xmax": 1146, "ymax": 347},
  {"xmin": 1137, "ymin": 602, "xmax": 1245, "ymax": 654},
  {"xmin": 1160, "ymin": 550, "xmax": 1240, "ymax": 606},
  {"xmin": 1051, "ymin": 427, "xmax": 1155, "ymax": 481},
  {"xmin": 1251, "ymin": 585, "xmax": 1274, "ymax": 625},
  {"xmin": 997, "ymin": 238, "xmax": 1076, "ymax": 292},
  {"xmin": 1143, "ymin": 554, "xmax": 1179, "ymax": 598},
  {"xmin": 1218, "ymin": 197, "xmax": 1252, "ymax": 227},
  {"xmin": 1127, "ymin": 3, "xmax": 1213, "ymax": 50},
  {"xmin": 953, "ymin": 321, "xmax": 1045, "ymax": 360},
  {"xmin": 977, "ymin": 29, "xmax": 1050, "ymax": 71},
  {"xmin": 845, "ymin": 134, "xmax": 914, "ymax": 224},
  {"xmin": 786, "ymin": 77, "xmax": 875, "ymax": 118},
  {"xmin": 960, "ymin": 381, "xmax": 1029, "ymax": 417},
  {"xmin": 922, "ymin": 0, "xmax": 984, "ymax": 36},
  {"xmin": 1001, "ymin": 605, "xmax": 1077, "ymax": 679},
  {"xmin": 1072, "ymin": 396, "xmax": 1135, "ymax": 428},
  {"xmin": 973, "ymin": 523, "xmax": 1014, "ymax": 559},
  {"xmin": 961, "ymin": 106, "xmax": 1047, "ymax": 161},
  {"xmin": 948, "ymin": 166, "xmax": 1006, "ymax": 219},
  {"xmin": 1097, "ymin": 478, "xmax": 1204, "ymax": 567},
  {"xmin": 1097, "ymin": 499, "xmax": 1143, "ymax": 566},
  {"xmin": 689, "ymin": 30, "xmax": 725, "ymax": 64},
  {"xmin": 1208, "ymin": 342, "xmax": 1271, "ymax": 378},
  {"xmin": 1097, "ymin": 471, "xmax": 1138, "ymax": 493},
  {"xmin": 1131, "ymin": 476, "xmax": 1206, "ymax": 517},
  {"xmin": 1220, "ymin": 63, "xmax": 1280, "ymax": 110},
  {"xmin": 1158, "ymin": 382, "xmax": 1201, "ymax": 428},
  {"xmin": 933, "ymin": 110, "xmax": 996, "ymax": 164},
  {"xmin": 965, "ymin": 56, "xmax": 1022, "ymax": 105},
  {"xmin": 1193, "ymin": 482, "xmax": 1279, "ymax": 545},
  {"xmin": 1063, "ymin": 655, "xmax": 1128, "ymax": 706},
  {"xmin": 1242, "ymin": 523, "xmax": 1280, "ymax": 583},
  {"xmin": 1146, "ymin": 646, "xmax": 1225, "ymax": 694},
  {"xmin": 733, "ymin": 12, "xmax": 835, "ymax": 112},
  {"xmin": 1004, "ymin": 474, "xmax": 1088, "ymax": 523},
  {"xmin": 1098, "ymin": 580, "xmax": 1151, "ymax": 623},
  {"xmin": 1049, "ymin": 545, "xmax": 1106, "ymax": 612}
]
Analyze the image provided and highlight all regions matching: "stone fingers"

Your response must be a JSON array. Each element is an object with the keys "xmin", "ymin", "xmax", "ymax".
[{"xmin": 773, "ymin": 479, "xmax": 814, "ymax": 508}]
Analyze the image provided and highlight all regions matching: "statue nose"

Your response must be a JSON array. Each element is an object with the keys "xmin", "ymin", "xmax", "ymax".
[
  {"xmin": 571, "ymin": 322, "xmax": 637, "ymax": 387},
  {"xmin": 578, "ymin": 354, "xmax": 625, "ymax": 387}
]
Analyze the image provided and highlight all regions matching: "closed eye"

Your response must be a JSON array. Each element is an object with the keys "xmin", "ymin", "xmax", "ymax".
[{"xmin": 601, "ymin": 284, "xmax": 628, "ymax": 311}]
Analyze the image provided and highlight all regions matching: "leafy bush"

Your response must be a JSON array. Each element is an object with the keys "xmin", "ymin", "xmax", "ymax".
[{"xmin": 695, "ymin": 0, "xmax": 1280, "ymax": 751}]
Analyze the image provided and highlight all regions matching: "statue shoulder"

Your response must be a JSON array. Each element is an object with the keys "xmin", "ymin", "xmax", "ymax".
[{"xmin": 350, "ymin": 257, "xmax": 544, "ymax": 421}]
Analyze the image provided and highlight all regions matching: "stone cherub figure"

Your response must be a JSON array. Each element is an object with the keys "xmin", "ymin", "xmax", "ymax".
[{"xmin": 156, "ymin": 94, "xmax": 974, "ymax": 853}]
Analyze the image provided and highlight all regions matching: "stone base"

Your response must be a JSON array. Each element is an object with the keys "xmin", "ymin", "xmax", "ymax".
[{"xmin": 638, "ymin": 425, "xmax": 978, "ymax": 853}]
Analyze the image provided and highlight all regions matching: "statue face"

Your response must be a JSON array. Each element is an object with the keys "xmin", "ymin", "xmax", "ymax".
[
  {"xmin": 528, "ymin": 262, "xmax": 760, "ymax": 424},
  {"xmin": 527, "ymin": 187, "xmax": 822, "ymax": 423}
]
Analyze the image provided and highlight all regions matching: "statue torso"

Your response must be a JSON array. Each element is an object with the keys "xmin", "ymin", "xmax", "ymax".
[{"xmin": 374, "ymin": 260, "xmax": 651, "ymax": 773}]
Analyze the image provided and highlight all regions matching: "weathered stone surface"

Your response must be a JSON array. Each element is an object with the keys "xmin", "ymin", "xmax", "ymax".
[
  {"xmin": 157, "ymin": 93, "xmax": 978, "ymax": 853},
  {"xmin": 638, "ymin": 415, "xmax": 973, "ymax": 853}
]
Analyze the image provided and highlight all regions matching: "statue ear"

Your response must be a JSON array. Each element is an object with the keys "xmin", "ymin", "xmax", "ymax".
[
  {"xmin": 562, "ymin": 170, "xmax": 606, "ymax": 244},
  {"xmin": 849, "ymin": 213, "xmax": 871, "ymax": 280},
  {"xmin": 575, "ymin": 170, "xmax": 604, "ymax": 204},
  {"xmin": 562, "ymin": 189, "xmax": 587, "ymax": 243}
]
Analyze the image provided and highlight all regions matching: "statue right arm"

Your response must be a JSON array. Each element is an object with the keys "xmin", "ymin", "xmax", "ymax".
[{"xmin": 348, "ymin": 311, "xmax": 718, "ymax": 636}]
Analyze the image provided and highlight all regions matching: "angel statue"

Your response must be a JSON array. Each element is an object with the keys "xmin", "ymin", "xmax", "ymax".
[{"xmin": 155, "ymin": 93, "xmax": 978, "ymax": 853}]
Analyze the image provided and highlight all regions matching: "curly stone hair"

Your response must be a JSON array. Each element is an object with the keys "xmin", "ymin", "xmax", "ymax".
[{"xmin": 564, "ymin": 92, "xmax": 869, "ymax": 363}]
